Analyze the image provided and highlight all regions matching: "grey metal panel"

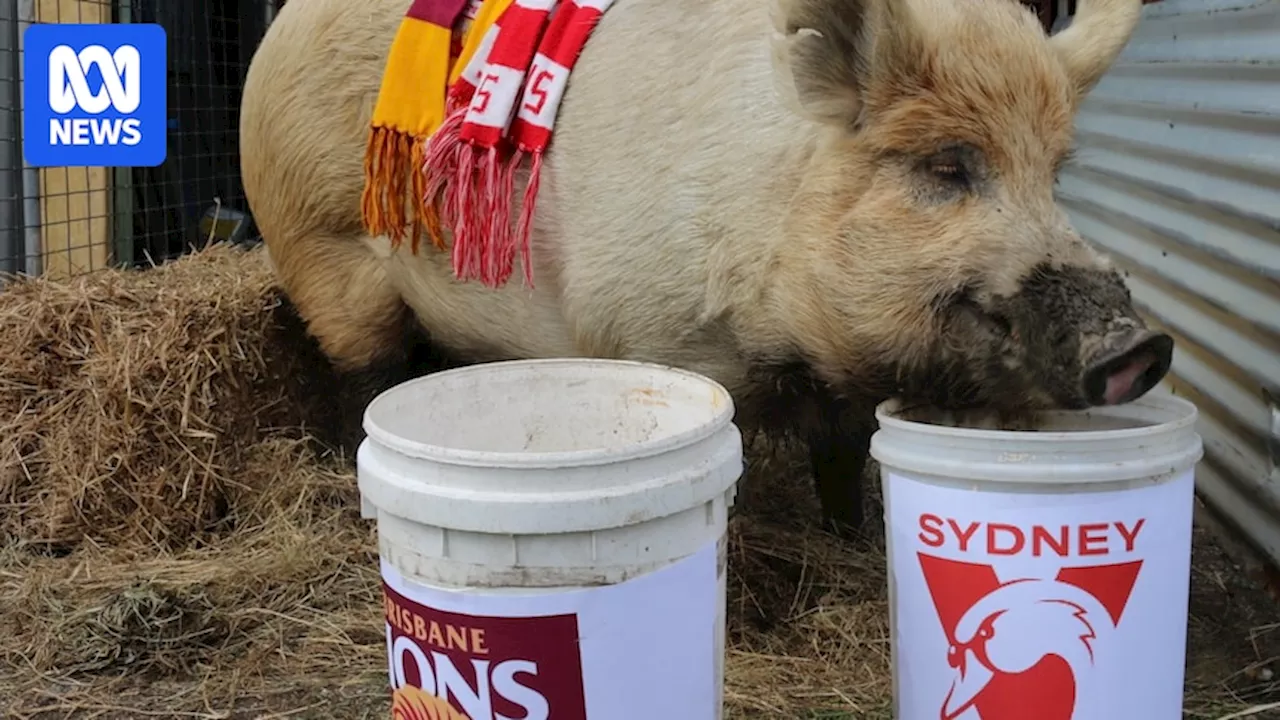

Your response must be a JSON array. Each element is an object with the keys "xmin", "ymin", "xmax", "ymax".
[
  {"xmin": 1057, "ymin": 0, "xmax": 1280, "ymax": 566},
  {"xmin": 0, "ymin": 0, "xmax": 18, "ymax": 276},
  {"xmin": 18, "ymin": 0, "xmax": 40, "ymax": 276}
]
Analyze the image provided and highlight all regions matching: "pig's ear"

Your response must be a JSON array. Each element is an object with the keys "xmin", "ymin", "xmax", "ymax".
[
  {"xmin": 769, "ymin": 0, "xmax": 924, "ymax": 127},
  {"xmin": 1047, "ymin": 0, "xmax": 1143, "ymax": 98}
]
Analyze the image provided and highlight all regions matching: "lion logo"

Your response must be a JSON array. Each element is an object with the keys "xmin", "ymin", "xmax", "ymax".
[{"xmin": 392, "ymin": 685, "xmax": 471, "ymax": 720}]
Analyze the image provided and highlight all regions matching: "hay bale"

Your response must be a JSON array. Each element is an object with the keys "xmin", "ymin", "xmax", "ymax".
[
  {"xmin": 0, "ymin": 246, "xmax": 387, "ymax": 715},
  {"xmin": 0, "ymin": 244, "xmax": 334, "ymax": 551}
]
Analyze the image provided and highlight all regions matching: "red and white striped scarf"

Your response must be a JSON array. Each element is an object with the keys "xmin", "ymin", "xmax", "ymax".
[{"xmin": 422, "ymin": 0, "xmax": 616, "ymax": 289}]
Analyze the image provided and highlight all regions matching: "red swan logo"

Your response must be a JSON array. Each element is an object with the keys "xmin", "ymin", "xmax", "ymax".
[{"xmin": 918, "ymin": 553, "xmax": 1143, "ymax": 720}]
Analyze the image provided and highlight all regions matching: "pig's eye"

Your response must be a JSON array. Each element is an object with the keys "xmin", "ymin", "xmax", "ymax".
[
  {"xmin": 931, "ymin": 163, "xmax": 967, "ymax": 185},
  {"xmin": 931, "ymin": 156, "xmax": 967, "ymax": 185},
  {"xmin": 921, "ymin": 145, "xmax": 978, "ymax": 191}
]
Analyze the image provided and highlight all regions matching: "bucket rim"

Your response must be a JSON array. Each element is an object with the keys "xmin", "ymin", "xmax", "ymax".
[
  {"xmin": 361, "ymin": 357, "xmax": 737, "ymax": 468},
  {"xmin": 873, "ymin": 391, "xmax": 1199, "ymax": 442}
]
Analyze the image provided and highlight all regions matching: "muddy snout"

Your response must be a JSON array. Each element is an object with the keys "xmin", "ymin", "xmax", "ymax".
[{"xmin": 1081, "ymin": 329, "xmax": 1174, "ymax": 406}]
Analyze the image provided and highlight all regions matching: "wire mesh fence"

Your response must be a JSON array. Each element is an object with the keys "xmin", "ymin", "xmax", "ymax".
[{"xmin": 0, "ymin": 0, "xmax": 276, "ymax": 282}]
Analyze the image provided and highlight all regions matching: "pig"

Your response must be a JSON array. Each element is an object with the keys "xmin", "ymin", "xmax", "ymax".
[{"xmin": 238, "ymin": 0, "xmax": 1172, "ymax": 537}]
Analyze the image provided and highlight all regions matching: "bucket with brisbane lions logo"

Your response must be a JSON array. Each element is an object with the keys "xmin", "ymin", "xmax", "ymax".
[
  {"xmin": 870, "ymin": 392, "xmax": 1204, "ymax": 720},
  {"xmin": 357, "ymin": 358, "xmax": 743, "ymax": 720}
]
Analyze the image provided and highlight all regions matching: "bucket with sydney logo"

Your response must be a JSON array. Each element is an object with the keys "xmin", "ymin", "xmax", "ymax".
[
  {"xmin": 870, "ymin": 392, "xmax": 1204, "ymax": 720},
  {"xmin": 357, "ymin": 358, "xmax": 743, "ymax": 720}
]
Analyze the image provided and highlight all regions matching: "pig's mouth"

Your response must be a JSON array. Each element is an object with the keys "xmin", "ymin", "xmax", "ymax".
[{"xmin": 1080, "ymin": 330, "xmax": 1174, "ymax": 406}]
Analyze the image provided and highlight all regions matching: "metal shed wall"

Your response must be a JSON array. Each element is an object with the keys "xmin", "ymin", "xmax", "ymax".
[{"xmin": 1055, "ymin": 0, "xmax": 1280, "ymax": 565}]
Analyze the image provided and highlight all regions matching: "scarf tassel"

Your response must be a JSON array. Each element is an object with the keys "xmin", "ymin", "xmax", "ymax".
[
  {"xmin": 423, "ymin": 95, "xmax": 528, "ymax": 288},
  {"xmin": 361, "ymin": 127, "xmax": 420, "ymax": 250},
  {"xmin": 514, "ymin": 149, "xmax": 542, "ymax": 288},
  {"xmin": 433, "ymin": 141, "xmax": 521, "ymax": 288},
  {"xmin": 422, "ymin": 106, "xmax": 467, "ymax": 231},
  {"xmin": 450, "ymin": 143, "xmax": 479, "ymax": 281}
]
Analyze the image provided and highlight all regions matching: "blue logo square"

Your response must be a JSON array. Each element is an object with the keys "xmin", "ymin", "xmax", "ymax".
[{"xmin": 23, "ymin": 23, "xmax": 167, "ymax": 167}]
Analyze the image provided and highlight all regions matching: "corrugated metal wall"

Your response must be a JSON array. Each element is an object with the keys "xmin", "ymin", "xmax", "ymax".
[{"xmin": 1056, "ymin": 0, "xmax": 1280, "ymax": 565}]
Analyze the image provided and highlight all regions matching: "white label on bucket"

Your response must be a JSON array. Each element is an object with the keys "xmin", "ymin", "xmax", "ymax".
[
  {"xmin": 886, "ymin": 468, "xmax": 1195, "ymax": 720},
  {"xmin": 381, "ymin": 540, "xmax": 720, "ymax": 719}
]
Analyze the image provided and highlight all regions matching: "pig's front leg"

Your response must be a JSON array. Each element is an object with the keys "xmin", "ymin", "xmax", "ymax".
[{"xmin": 808, "ymin": 405, "xmax": 873, "ymax": 539}]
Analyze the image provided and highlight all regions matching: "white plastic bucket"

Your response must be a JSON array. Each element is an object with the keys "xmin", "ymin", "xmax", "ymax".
[
  {"xmin": 356, "ymin": 358, "xmax": 743, "ymax": 720},
  {"xmin": 870, "ymin": 391, "xmax": 1204, "ymax": 720}
]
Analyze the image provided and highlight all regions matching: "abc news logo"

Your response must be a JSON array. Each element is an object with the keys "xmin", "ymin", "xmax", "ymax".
[
  {"xmin": 23, "ymin": 23, "xmax": 167, "ymax": 167},
  {"xmin": 48, "ymin": 44, "xmax": 143, "ymax": 146}
]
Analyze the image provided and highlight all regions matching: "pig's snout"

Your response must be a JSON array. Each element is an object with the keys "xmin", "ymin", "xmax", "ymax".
[{"xmin": 1081, "ymin": 329, "xmax": 1174, "ymax": 406}]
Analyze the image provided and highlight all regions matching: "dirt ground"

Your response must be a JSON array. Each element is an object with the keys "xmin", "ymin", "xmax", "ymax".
[{"xmin": 2, "ymin": 245, "xmax": 1279, "ymax": 719}]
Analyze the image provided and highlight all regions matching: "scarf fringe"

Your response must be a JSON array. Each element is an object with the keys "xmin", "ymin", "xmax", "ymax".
[
  {"xmin": 362, "ymin": 126, "xmax": 411, "ymax": 249},
  {"xmin": 363, "ymin": 127, "xmax": 445, "ymax": 255},
  {"xmin": 423, "ymin": 105, "xmax": 467, "ymax": 230},
  {"xmin": 424, "ymin": 130, "xmax": 537, "ymax": 289},
  {"xmin": 452, "ymin": 143, "xmax": 480, "ymax": 281},
  {"xmin": 494, "ymin": 147, "xmax": 521, "ymax": 282},
  {"xmin": 515, "ymin": 150, "xmax": 543, "ymax": 288}
]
